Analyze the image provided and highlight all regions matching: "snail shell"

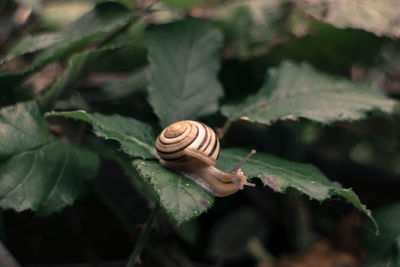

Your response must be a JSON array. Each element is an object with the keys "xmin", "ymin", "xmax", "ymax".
[
  {"xmin": 156, "ymin": 120, "xmax": 219, "ymax": 166},
  {"xmin": 155, "ymin": 120, "xmax": 255, "ymax": 197}
]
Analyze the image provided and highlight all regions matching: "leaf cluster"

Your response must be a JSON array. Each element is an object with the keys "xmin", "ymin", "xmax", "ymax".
[{"xmin": 0, "ymin": 0, "xmax": 400, "ymax": 266}]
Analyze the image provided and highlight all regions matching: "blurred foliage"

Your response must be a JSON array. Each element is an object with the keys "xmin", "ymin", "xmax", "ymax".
[{"xmin": 0, "ymin": 0, "xmax": 399, "ymax": 266}]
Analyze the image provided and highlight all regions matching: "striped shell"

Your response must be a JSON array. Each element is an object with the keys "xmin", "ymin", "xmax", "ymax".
[{"xmin": 155, "ymin": 120, "xmax": 220, "ymax": 166}]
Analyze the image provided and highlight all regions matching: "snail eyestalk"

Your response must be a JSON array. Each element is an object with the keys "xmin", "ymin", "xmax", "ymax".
[
  {"xmin": 230, "ymin": 149, "xmax": 256, "ymax": 189},
  {"xmin": 231, "ymin": 149, "xmax": 256, "ymax": 173}
]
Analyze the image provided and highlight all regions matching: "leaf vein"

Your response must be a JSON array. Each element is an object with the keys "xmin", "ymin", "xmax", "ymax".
[{"xmin": 0, "ymin": 151, "xmax": 38, "ymax": 202}]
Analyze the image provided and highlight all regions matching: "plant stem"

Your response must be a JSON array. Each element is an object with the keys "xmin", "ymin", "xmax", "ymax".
[
  {"xmin": 125, "ymin": 203, "xmax": 161, "ymax": 267},
  {"xmin": 94, "ymin": 15, "xmax": 136, "ymax": 49},
  {"xmin": 219, "ymin": 120, "xmax": 232, "ymax": 140},
  {"xmin": 37, "ymin": 50, "xmax": 100, "ymax": 112}
]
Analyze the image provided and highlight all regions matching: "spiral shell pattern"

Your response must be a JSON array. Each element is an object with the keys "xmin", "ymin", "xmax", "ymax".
[{"xmin": 156, "ymin": 120, "xmax": 220, "ymax": 166}]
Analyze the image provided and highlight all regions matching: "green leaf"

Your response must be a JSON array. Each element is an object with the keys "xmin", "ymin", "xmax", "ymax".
[
  {"xmin": 3, "ymin": 33, "xmax": 65, "ymax": 62},
  {"xmin": 61, "ymin": 1, "xmax": 131, "ymax": 42},
  {"xmin": 132, "ymin": 160, "xmax": 214, "ymax": 224},
  {"xmin": 0, "ymin": 101, "xmax": 52, "ymax": 160},
  {"xmin": 0, "ymin": 141, "xmax": 99, "ymax": 215},
  {"xmin": 222, "ymin": 61, "xmax": 397, "ymax": 125},
  {"xmin": 0, "ymin": 2, "xmax": 132, "ymax": 84},
  {"xmin": 218, "ymin": 148, "xmax": 378, "ymax": 231},
  {"xmin": 161, "ymin": 0, "xmax": 215, "ymax": 9},
  {"xmin": 0, "ymin": 101, "xmax": 99, "ymax": 215},
  {"xmin": 146, "ymin": 19, "xmax": 224, "ymax": 128},
  {"xmin": 47, "ymin": 110, "xmax": 157, "ymax": 159},
  {"xmin": 132, "ymin": 146, "xmax": 376, "ymax": 228},
  {"xmin": 296, "ymin": 0, "xmax": 400, "ymax": 38},
  {"xmin": 360, "ymin": 203, "xmax": 400, "ymax": 260}
]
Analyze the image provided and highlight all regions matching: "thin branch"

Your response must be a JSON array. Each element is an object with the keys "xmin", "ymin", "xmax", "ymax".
[{"xmin": 125, "ymin": 203, "xmax": 161, "ymax": 267}]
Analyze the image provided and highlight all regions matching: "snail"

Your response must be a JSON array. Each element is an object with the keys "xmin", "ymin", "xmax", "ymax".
[{"xmin": 155, "ymin": 120, "xmax": 256, "ymax": 197}]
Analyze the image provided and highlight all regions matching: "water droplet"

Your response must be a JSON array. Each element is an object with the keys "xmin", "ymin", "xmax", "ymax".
[
  {"xmin": 185, "ymin": 183, "xmax": 190, "ymax": 187},
  {"xmin": 194, "ymin": 211, "xmax": 198, "ymax": 215}
]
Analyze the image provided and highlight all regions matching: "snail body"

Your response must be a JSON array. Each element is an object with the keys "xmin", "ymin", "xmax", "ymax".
[{"xmin": 155, "ymin": 120, "xmax": 255, "ymax": 197}]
